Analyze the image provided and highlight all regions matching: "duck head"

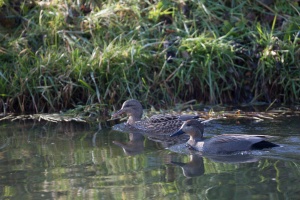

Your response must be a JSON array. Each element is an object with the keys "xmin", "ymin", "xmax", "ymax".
[
  {"xmin": 112, "ymin": 99, "xmax": 143, "ymax": 125},
  {"xmin": 170, "ymin": 119, "xmax": 204, "ymax": 140}
]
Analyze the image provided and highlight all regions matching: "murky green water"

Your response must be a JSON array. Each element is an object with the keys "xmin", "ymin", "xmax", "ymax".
[{"xmin": 0, "ymin": 116, "xmax": 299, "ymax": 200}]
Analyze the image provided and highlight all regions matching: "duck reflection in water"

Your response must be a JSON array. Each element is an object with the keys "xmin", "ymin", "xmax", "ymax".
[
  {"xmin": 113, "ymin": 132, "xmax": 145, "ymax": 156},
  {"xmin": 171, "ymin": 153, "xmax": 263, "ymax": 178},
  {"xmin": 171, "ymin": 154, "xmax": 205, "ymax": 178}
]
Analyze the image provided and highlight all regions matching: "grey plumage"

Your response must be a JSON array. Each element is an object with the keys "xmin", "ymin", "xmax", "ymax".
[{"xmin": 171, "ymin": 119, "xmax": 279, "ymax": 154}]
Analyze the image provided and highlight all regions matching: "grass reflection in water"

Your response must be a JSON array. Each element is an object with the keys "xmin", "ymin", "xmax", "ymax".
[{"xmin": 0, "ymin": 117, "xmax": 299, "ymax": 199}]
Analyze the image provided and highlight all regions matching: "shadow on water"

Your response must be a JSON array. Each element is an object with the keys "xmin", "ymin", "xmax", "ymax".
[{"xmin": 0, "ymin": 116, "xmax": 299, "ymax": 199}]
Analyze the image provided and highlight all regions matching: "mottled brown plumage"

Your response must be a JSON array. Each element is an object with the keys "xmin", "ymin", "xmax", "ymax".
[{"xmin": 112, "ymin": 99, "xmax": 199, "ymax": 135}]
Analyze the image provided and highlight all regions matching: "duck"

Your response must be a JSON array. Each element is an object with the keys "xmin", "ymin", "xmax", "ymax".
[
  {"xmin": 170, "ymin": 119, "xmax": 279, "ymax": 154},
  {"xmin": 112, "ymin": 99, "xmax": 199, "ymax": 135}
]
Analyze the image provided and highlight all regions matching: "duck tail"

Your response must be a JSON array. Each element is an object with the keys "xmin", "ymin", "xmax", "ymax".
[{"xmin": 252, "ymin": 141, "xmax": 279, "ymax": 150}]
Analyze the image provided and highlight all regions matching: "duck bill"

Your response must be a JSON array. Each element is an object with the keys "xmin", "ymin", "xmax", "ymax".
[
  {"xmin": 170, "ymin": 129, "xmax": 185, "ymax": 137},
  {"xmin": 112, "ymin": 109, "xmax": 125, "ymax": 118}
]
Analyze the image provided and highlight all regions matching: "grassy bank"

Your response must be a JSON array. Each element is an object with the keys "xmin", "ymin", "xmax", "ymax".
[{"xmin": 0, "ymin": 0, "xmax": 299, "ymax": 115}]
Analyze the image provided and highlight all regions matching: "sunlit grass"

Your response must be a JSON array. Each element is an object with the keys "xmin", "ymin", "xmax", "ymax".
[{"xmin": 0, "ymin": 0, "xmax": 299, "ymax": 114}]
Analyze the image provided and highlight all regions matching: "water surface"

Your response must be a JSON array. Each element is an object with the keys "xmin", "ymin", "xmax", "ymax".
[{"xmin": 0, "ymin": 116, "xmax": 299, "ymax": 199}]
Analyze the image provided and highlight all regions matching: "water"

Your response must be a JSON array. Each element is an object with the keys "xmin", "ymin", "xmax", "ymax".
[{"xmin": 0, "ymin": 116, "xmax": 299, "ymax": 200}]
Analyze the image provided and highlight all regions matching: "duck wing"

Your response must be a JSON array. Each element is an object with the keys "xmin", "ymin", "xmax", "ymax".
[
  {"xmin": 210, "ymin": 134, "xmax": 274, "ymax": 143},
  {"xmin": 134, "ymin": 114, "xmax": 198, "ymax": 136},
  {"xmin": 147, "ymin": 114, "xmax": 180, "ymax": 123},
  {"xmin": 147, "ymin": 114, "xmax": 198, "ymax": 123},
  {"xmin": 177, "ymin": 115, "xmax": 200, "ymax": 121},
  {"xmin": 204, "ymin": 134, "xmax": 277, "ymax": 154}
]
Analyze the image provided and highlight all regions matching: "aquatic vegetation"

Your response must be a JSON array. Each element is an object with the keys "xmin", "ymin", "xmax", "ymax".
[{"xmin": 0, "ymin": 0, "xmax": 299, "ymax": 114}]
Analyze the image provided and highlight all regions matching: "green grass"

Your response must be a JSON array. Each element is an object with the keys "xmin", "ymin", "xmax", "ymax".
[{"xmin": 0, "ymin": 0, "xmax": 299, "ymax": 114}]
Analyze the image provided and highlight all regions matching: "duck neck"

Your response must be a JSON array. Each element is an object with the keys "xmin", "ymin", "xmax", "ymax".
[
  {"xmin": 127, "ymin": 115, "xmax": 141, "ymax": 125},
  {"xmin": 187, "ymin": 138, "xmax": 197, "ymax": 147},
  {"xmin": 189, "ymin": 130, "xmax": 204, "ymax": 143}
]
